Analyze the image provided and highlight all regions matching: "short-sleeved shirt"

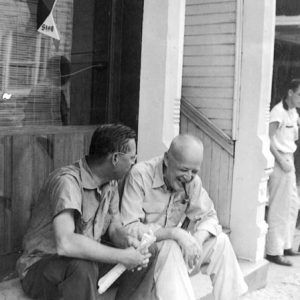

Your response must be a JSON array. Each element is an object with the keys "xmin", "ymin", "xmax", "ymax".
[
  {"xmin": 17, "ymin": 157, "xmax": 119, "ymax": 279},
  {"xmin": 121, "ymin": 156, "xmax": 221, "ymax": 239},
  {"xmin": 270, "ymin": 101, "xmax": 299, "ymax": 153}
]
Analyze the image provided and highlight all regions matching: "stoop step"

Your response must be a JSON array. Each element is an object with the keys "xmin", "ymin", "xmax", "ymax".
[
  {"xmin": 0, "ymin": 259, "xmax": 269, "ymax": 300},
  {"xmin": 192, "ymin": 259, "xmax": 269, "ymax": 300}
]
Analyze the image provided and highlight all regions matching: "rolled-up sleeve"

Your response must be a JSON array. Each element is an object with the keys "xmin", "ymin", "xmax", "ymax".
[
  {"xmin": 186, "ymin": 176, "xmax": 222, "ymax": 236},
  {"xmin": 121, "ymin": 167, "xmax": 161, "ymax": 239},
  {"xmin": 50, "ymin": 174, "xmax": 82, "ymax": 218}
]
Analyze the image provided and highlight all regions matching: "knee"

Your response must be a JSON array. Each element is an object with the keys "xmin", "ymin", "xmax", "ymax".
[
  {"xmin": 161, "ymin": 239, "xmax": 182, "ymax": 255},
  {"xmin": 214, "ymin": 232, "xmax": 234, "ymax": 254},
  {"xmin": 216, "ymin": 232, "xmax": 230, "ymax": 245}
]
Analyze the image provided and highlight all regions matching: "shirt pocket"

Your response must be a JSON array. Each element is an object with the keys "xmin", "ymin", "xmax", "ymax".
[
  {"xmin": 284, "ymin": 123, "xmax": 297, "ymax": 142},
  {"xmin": 143, "ymin": 202, "xmax": 166, "ymax": 223}
]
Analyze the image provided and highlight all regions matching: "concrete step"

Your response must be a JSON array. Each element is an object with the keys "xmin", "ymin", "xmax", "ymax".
[
  {"xmin": 0, "ymin": 259, "xmax": 269, "ymax": 300},
  {"xmin": 192, "ymin": 259, "xmax": 269, "ymax": 300}
]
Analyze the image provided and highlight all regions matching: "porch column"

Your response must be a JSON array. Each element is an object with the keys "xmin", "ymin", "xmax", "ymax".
[
  {"xmin": 137, "ymin": 0, "xmax": 185, "ymax": 161},
  {"xmin": 230, "ymin": 0, "xmax": 276, "ymax": 261}
]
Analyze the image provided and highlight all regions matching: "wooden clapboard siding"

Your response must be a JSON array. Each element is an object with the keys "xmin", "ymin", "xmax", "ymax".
[
  {"xmin": 0, "ymin": 126, "xmax": 96, "ymax": 279},
  {"xmin": 180, "ymin": 98, "xmax": 234, "ymax": 228},
  {"xmin": 183, "ymin": 0, "xmax": 237, "ymax": 137}
]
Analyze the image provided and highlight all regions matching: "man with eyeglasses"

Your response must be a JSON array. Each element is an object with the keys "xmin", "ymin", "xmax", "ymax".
[
  {"xmin": 121, "ymin": 134, "xmax": 248, "ymax": 300},
  {"xmin": 17, "ymin": 124, "xmax": 156, "ymax": 300}
]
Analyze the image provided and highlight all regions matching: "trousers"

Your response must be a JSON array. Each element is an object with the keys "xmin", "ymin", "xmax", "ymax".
[
  {"xmin": 22, "ymin": 246, "xmax": 157, "ymax": 300},
  {"xmin": 154, "ymin": 232, "xmax": 248, "ymax": 300},
  {"xmin": 266, "ymin": 156, "xmax": 300, "ymax": 255}
]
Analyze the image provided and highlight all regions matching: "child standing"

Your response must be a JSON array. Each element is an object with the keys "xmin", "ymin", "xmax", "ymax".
[{"xmin": 266, "ymin": 79, "xmax": 300, "ymax": 266}]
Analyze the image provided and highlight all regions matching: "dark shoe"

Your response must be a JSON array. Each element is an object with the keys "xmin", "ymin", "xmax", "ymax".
[
  {"xmin": 266, "ymin": 254, "xmax": 292, "ymax": 266},
  {"xmin": 284, "ymin": 248, "xmax": 300, "ymax": 256}
]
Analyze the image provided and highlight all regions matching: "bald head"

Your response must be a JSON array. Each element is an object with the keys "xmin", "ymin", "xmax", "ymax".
[
  {"xmin": 163, "ymin": 135, "xmax": 203, "ymax": 191},
  {"xmin": 168, "ymin": 134, "xmax": 203, "ymax": 163}
]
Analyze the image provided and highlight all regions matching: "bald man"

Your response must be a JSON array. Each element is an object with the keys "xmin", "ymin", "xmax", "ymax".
[{"xmin": 121, "ymin": 134, "xmax": 248, "ymax": 300}]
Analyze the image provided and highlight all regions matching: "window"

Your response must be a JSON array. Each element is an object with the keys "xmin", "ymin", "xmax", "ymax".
[
  {"xmin": 0, "ymin": 0, "xmax": 111, "ymax": 127},
  {"xmin": 271, "ymin": 1, "xmax": 300, "ymax": 109}
]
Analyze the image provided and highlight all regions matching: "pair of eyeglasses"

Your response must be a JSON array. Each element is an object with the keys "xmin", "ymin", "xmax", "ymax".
[{"xmin": 116, "ymin": 152, "xmax": 137, "ymax": 163}]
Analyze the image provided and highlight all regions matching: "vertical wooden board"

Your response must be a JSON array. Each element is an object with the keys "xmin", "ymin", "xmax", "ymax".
[
  {"xmin": 0, "ymin": 137, "xmax": 5, "ymax": 198},
  {"xmin": 84, "ymin": 130, "xmax": 94, "ymax": 155},
  {"xmin": 217, "ymin": 151, "xmax": 232, "ymax": 228},
  {"xmin": 70, "ymin": 133, "xmax": 85, "ymax": 162},
  {"xmin": 11, "ymin": 135, "xmax": 34, "ymax": 250},
  {"xmin": 0, "ymin": 137, "xmax": 6, "ymax": 253},
  {"xmin": 0, "ymin": 201, "xmax": 5, "ymax": 253},
  {"xmin": 180, "ymin": 113, "xmax": 188, "ymax": 134},
  {"xmin": 208, "ymin": 143, "xmax": 221, "ymax": 211},
  {"xmin": 31, "ymin": 134, "xmax": 54, "ymax": 206},
  {"xmin": 53, "ymin": 134, "xmax": 71, "ymax": 169},
  {"xmin": 53, "ymin": 133, "xmax": 85, "ymax": 169},
  {"xmin": 4, "ymin": 136, "xmax": 12, "ymax": 253},
  {"xmin": 201, "ymin": 133, "xmax": 212, "ymax": 192},
  {"xmin": 226, "ymin": 156, "xmax": 234, "ymax": 227}
]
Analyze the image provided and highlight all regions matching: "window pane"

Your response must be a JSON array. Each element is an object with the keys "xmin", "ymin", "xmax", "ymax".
[
  {"xmin": 0, "ymin": 0, "xmax": 110, "ymax": 127},
  {"xmin": 277, "ymin": 0, "xmax": 300, "ymax": 16},
  {"xmin": 271, "ymin": 25, "xmax": 300, "ymax": 108}
]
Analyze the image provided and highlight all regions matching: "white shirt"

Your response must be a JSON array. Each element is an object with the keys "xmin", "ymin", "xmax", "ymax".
[
  {"xmin": 270, "ymin": 101, "xmax": 299, "ymax": 153},
  {"xmin": 121, "ymin": 156, "xmax": 221, "ymax": 239}
]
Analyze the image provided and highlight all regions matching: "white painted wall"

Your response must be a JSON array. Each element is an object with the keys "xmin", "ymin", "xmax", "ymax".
[{"xmin": 137, "ymin": 0, "xmax": 185, "ymax": 161}]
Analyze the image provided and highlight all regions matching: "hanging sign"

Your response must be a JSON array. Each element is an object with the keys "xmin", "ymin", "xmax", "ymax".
[{"xmin": 37, "ymin": 0, "xmax": 60, "ymax": 40}]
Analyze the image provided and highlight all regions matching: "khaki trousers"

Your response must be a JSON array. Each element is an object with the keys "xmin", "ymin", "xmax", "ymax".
[
  {"xmin": 266, "ymin": 156, "xmax": 299, "ymax": 255},
  {"xmin": 154, "ymin": 232, "xmax": 248, "ymax": 300}
]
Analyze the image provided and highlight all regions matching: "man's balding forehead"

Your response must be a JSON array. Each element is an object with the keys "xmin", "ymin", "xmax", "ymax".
[
  {"xmin": 169, "ymin": 134, "xmax": 203, "ymax": 150},
  {"xmin": 168, "ymin": 134, "xmax": 203, "ymax": 160}
]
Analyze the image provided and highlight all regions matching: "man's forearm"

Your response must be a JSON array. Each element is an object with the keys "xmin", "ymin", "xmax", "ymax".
[
  {"xmin": 194, "ymin": 230, "xmax": 211, "ymax": 245},
  {"xmin": 155, "ymin": 227, "xmax": 189, "ymax": 244},
  {"xmin": 56, "ymin": 232, "xmax": 130, "ymax": 265}
]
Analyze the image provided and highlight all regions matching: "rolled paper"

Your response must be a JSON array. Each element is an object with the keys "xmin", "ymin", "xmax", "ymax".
[{"xmin": 98, "ymin": 231, "xmax": 156, "ymax": 294}]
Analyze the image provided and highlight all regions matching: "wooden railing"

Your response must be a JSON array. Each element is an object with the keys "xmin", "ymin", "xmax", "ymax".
[{"xmin": 180, "ymin": 97, "xmax": 234, "ymax": 229}]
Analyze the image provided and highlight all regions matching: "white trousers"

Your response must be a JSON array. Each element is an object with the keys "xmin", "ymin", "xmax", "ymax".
[
  {"xmin": 266, "ymin": 156, "xmax": 299, "ymax": 255},
  {"xmin": 154, "ymin": 232, "xmax": 248, "ymax": 300}
]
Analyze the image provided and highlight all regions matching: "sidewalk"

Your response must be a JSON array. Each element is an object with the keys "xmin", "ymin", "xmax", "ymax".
[{"xmin": 241, "ymin": 229, "xmax": 300, "ymax": 300}]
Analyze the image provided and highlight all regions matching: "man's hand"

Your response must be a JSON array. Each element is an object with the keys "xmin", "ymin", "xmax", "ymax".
[
  {"xmin": 121, "ymin": 247, "xmax": 151, "ymax": 270},
  {"xmin": 173, "ymin": 228, "xmax": 202, "ymax": 270},
  {"xmin": 126, "ymin": 235, "xmax": 140, "ymax": 249}
]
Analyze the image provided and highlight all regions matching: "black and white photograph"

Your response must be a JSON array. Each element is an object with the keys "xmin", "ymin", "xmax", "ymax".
[{"xmin": 0, "ymin": 1, "xmax": 300, "ymax": 299}]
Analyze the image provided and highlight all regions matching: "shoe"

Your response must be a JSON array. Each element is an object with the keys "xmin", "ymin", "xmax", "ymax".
[
  {"xmin": 266, "ymin": 254, "xmax": 292, "ymax": 266},
  {"xmin": 284, "ymin": 248, "xmax": 300, "ymax": 256}
]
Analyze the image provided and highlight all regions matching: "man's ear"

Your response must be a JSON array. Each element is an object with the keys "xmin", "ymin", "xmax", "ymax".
[
  {"xmin": 112, "ymin": 153, "xmax": 119, "ymax": 166},
  {"xmin": 288, "ymin": 89, "xmax": 293, "ymax": 97}
]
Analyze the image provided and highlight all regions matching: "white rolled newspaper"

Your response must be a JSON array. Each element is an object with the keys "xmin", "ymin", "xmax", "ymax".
[{"xmin": 98, "ymin": 231, "xmax": 156, "ymax": 294}]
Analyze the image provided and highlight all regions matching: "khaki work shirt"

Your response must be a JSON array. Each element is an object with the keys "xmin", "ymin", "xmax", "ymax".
[
  {"xmin": 17, "ymin": 157, "xmax": 119, "ymax": 279},
  {"xmin": 121, "ymin": 156, "xmax": 221, "ymax": 239}
]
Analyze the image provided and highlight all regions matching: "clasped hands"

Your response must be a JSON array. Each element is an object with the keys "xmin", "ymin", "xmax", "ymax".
[{"xmin": 123, "ymin": 234, "xmax": 154, "ymax": 272}]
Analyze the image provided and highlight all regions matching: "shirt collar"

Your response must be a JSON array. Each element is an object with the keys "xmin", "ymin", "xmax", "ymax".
[
  {"xmin": 79, "ymin": 157, "xmax": 102, "ymax": 189},
  {"xmin": 152, "ymin": 157, "xmax": 166, "ymax": 189}
]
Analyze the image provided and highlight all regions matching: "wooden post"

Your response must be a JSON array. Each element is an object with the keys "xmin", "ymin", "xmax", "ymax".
[
  {"xmin": 137, "ymin": 0, "xmax": 186, "ymax": 161},
  {"xmin": 230, "ymin": 0, "xmax": 276, "ymax": 261}
]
